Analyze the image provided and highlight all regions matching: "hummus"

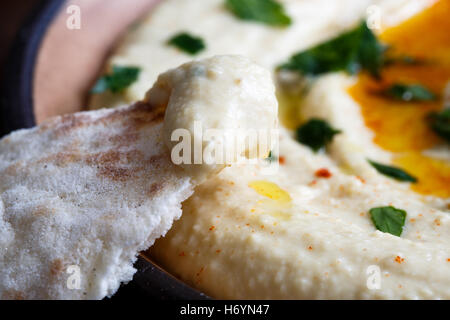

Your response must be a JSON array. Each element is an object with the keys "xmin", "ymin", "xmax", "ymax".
[
  {"xmin": 146, "ymin": 55, "xmax": 278, "ymax": 182},
  {"xmin": 90, "ymin": 0, "xmax": 450, "ymax": 299},
  {"xmin": 152, "ymin": 129, "xmax": 449, "ymax": 299}
]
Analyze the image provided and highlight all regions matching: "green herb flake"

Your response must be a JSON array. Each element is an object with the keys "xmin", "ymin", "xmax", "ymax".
[
  {"xmin": 167, "ymin": 32, "xmax": 206, "ymax": 55},
  {"xmin": 369, "ymin": 206, "xmax": 407, "ymax": 237},
  {"xmin": 225, "ymin": 0, "xmax": 292, "ymax": 27},
  {"xmin": 385, "ymin": 83, "xmax": 436, "ymax": 102},
  {"xmin": 368, "ymin": 160, "xmax": 417, "ymax": 183},
  {"xmin": 296, "ymin": 119, "xmax": 341, "ymax": 152},
  {"xmin": 428, "ymin": 109, "xmax": 450, "ymax": 143},
  {"xmin": 91, "ymin": 65, "xmax": 141, "ymax": 94},
  {"xmin": 278, "ymin": 21, "xmax": 386, "ymax": 78},
  {"xmin": 265, "ymin": 151, "xmax": 278, "ymax": 162}
]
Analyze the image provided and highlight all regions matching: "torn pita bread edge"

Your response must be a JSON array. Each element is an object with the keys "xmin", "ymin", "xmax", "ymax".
[{"xmin": 0, "ymin": 101, "xmax": 195, "ymax": 299}]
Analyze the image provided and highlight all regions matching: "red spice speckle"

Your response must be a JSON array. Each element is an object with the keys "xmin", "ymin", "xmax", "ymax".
[
  {"xmin": 178, "ymin": 251, "xmax": 185, "ymax": 257},
  {"xmin": 209, "ymin": 226, "xmax": 215, "ymax": 231},
  {"xmin": 356, "ymin": 176, "xmax": 366, "ymax": 183},
  {"xmin": 279, "ymin": 156, "xmax": 286, "ymax": 165},
  {"xmin": 196, "ymin": 267, "xmax": 204, "ymax": 277},
  {"xmin": 308, "ymin": 246, "xmax": 313, "ymax": 250},
  {"xmin": 447, "ymin": 258, "xmax": 450, "ymax": 262},
  {"xmin": 216, "ymin": 250, "xmax": 221, "ymax": 254},
  {"xmin": 395, "ymin": 256, "xmax": 405, "ymax": 264},
  {"xmin": 315, "ymin": 168, "xmax": 332, "ymax": 178}
]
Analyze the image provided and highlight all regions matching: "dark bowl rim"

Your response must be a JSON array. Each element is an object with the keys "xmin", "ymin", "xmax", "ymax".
[
  {"xmin": 0, "ymin": 0, "xmax": 209, "ymax": 300},
  {"xmin": 0, "ymin": 0, "xmax": 64, "ymax": 137}
]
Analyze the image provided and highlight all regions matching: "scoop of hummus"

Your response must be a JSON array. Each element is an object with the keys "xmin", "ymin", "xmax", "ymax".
[{"xmin": 145, "ymin": 55, "xmax": 278, "ymax": 182}]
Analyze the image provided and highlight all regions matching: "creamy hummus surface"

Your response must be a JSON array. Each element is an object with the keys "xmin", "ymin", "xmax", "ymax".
[
  {"xmin": 90, "ymin": 0, "xmax": 450, "ymax": 299},
  {"xmin": 152, "ymin": 130, "xmax": 449, "ymax": 299}
]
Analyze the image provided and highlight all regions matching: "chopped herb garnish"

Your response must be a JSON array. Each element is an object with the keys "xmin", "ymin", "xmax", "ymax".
[
  {"xmin": 428, "ymin": 109, "xmax": 450, "ymax": 143},
  {"xmin": 91, "ymin": 65, "xmax": 141, "ymax": 94},
  {"xmin": 265, "ymin": 151, "xmax": 278, "ymax": 162},
  {"xmin": 368, "ymin": 160, "xmax": 417, "ymax": 183},
  {"xmin": 296, "ymin": 119, "xmax": 341, "ymax": 152},
  {"xmin": 225, "ymin": 0, "xmax": 292, "ymax": 27},
  {"xmin": 167, "ymin": 32, "xmax": 206, "ymax": 55},
  {"xmin": 278, "ymin": 21, "xmax": 386, "ymax": 78},
  {"xmin": 369, "ymin": 206, "xmax": 407, "ymax": 237},
  {"xmin": 384, "ymin": 83, "xmax": 436, "ymax": 102}
]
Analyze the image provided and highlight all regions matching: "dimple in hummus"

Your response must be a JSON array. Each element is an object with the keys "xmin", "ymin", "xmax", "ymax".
[{"xmin": 90, "ymin": 0, "xmax": 450, "ymax": 299}]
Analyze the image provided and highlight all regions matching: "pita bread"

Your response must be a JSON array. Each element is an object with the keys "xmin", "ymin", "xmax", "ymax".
[{"xmin": 0, "ymin": 101, "xmax": 194, "ymax": 299}]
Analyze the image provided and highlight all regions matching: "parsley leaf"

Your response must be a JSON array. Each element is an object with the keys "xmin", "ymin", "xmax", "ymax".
[
  {"xmin": 384, "ymin": 83, "xmax": 436, "ymax": 102},
  {"xmin": 428, "ymin": 109, "xmax": 450, "ymax": 143},
  {"xmin": 296, "ymin": 119, "xmax": 341, "ymax": 152},
  {"xmin": 369, "ymin": 206, "xmax": 407, "ymax": 237},
  {"xmin": 368, "ymin": 160, "xmax": 417, "ymax": 183},
  {"xmin": 225, "ymin": 0, "xmax": 292, "ymax": 27},
  {"xmin": 278, "ymin": 21, "xmax": 386, "ymax": 78},
  {"xmin": 91, "ymin": 65, "xmax": 141, "ymax": 94},
  {"xmin": 167, "ymin": 32, "xmax": 206, "ymax": 55}
]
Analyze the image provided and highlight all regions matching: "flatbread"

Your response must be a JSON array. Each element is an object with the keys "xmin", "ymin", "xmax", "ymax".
[{"xmin": 0, "ymin": 101, "xmax": 194, "ymax": 299}]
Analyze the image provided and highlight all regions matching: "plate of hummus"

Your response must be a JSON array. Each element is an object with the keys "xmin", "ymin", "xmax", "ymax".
[{"xmin": 1, "ymin": 0, "xmax": 449, "ymax": 300}]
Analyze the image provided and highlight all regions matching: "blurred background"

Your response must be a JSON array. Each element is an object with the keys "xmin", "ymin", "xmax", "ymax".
[
  {"xmin": 0, "ymin": 0, "xmax": 158, "ymax": 138},
  {"xmin": 0, "ymin": 2, "xmax": 41, "ymax": 77}
]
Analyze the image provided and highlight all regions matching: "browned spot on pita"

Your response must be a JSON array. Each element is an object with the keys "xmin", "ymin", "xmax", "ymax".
[
  {"xmin": 39, "ymin": 152, "xmax": 83, "ymax": 168},
  {"xmin": 84, "ymin": 150, "xmax": 146, "ymax": 181},
  {"xmin": 3, "ymin": 161, "xmax": 23, "ymax": 176},
  {"xmin": 33, "ymin": 205, "xmax": 53, "ymax": 217},
  {"xmin": 90, "ymin": 101, "xmax": 165, "ymax": 131},
  {"xmin": 129, "ymin": 101, "xmax": 165, "ymax": 129},
  {"xmin": 108, "ymin": 131, "xmax": 139, "ymax": 147},
  {"xmin": 94, "ymin": 151, "xmax": 172, "ymax": 182},
  {"xmin": 148, "ymin": 183, "xmax": 162, "ymax": 198},
  {"xmin": 62, "ymin": 139, "xmax": 81, "ymax": 154},
  {"xmin": 147, "ymin": 154, "xmax": 168, "ymax": 167},
  {"xmin": 50, "ymin": 259, "xmax": 64, "ymax": 277},
  {"xmin": 41, "ymin": 113, "xmax": 92, "ymax": 137},
  {"xmin": 97, "ymin": 166, "xmax": 134, "ymax": 182},
  {"xmin": 2, "ymin": 290, "xmax": 25, "ymax": 300},
  {"xmin": 103, "ymin": 150, "xmax": 144, "ymax": 165}
]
